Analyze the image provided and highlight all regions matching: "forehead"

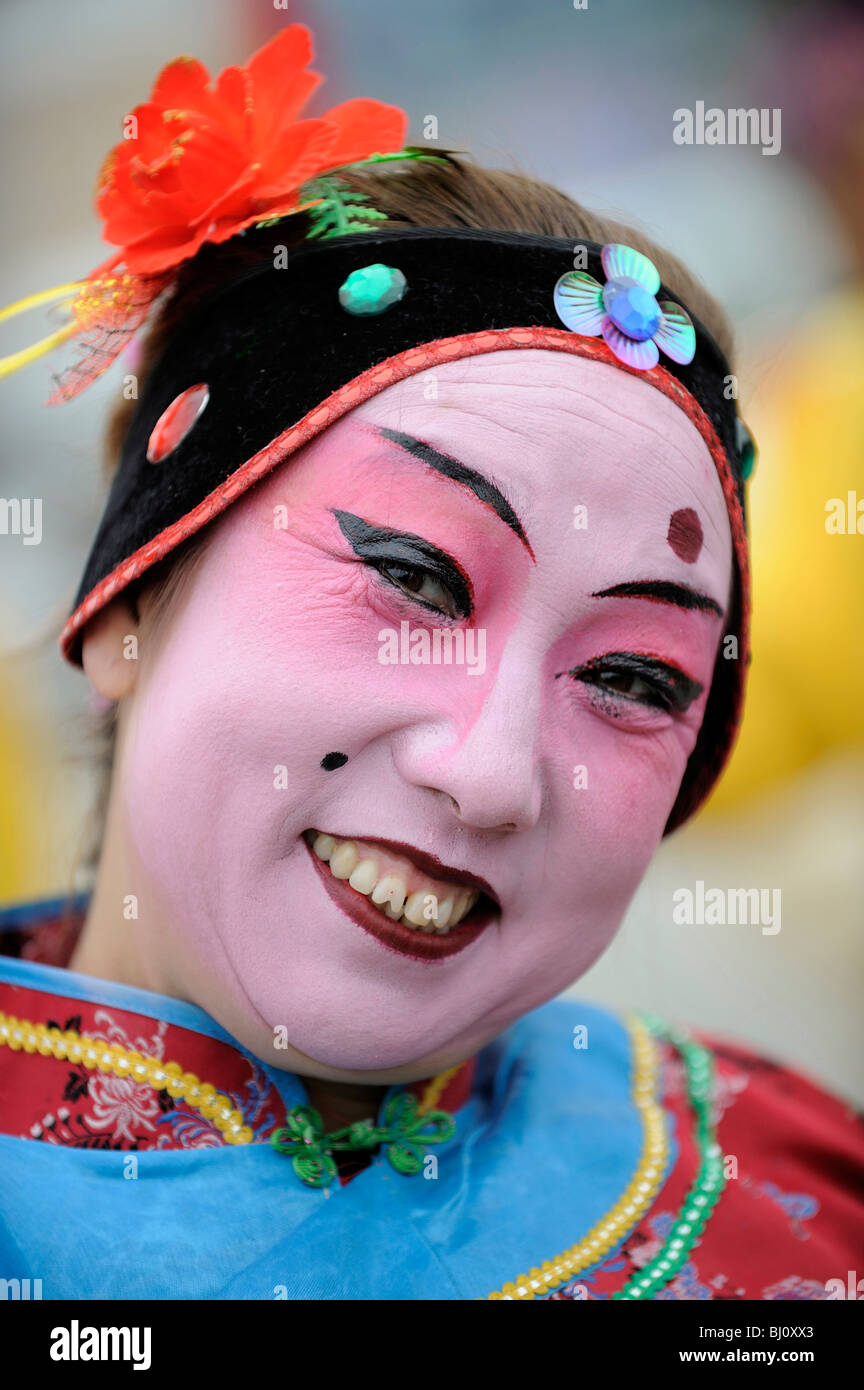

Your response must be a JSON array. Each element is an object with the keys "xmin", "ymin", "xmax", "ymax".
[{"xmin": 351, "ymin": 349, "xmax": 732, "ymax": 575}]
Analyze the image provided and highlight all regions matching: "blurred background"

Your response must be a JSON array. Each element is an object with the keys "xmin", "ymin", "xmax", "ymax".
[{"xmin": 1, "ymin": 0, "xmax": 861, "ymax": 1100}]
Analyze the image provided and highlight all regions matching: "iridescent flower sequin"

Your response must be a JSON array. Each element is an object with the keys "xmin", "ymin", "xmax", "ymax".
[{"xmin": 554, "ymin": 244, "xmax": 696, "ymax": 370}]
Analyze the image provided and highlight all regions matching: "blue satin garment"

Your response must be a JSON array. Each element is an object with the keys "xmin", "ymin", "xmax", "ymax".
[{"xmin": 0, "ymin": 948, "xmax": 676, "ymax": 1300}]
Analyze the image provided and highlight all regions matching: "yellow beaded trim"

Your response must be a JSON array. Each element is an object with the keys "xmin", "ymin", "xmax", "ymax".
[
  {"xmin": 0, "ymin": 1011, "xmax": 464, "ymax": 1148},
  {"xmin": 0, "ymin": 1011, "xmax": 256, "ymax": 1144},
  {"xmin": 483, "ymin": 1014, "xmax": 668, "ymax": 1300}
]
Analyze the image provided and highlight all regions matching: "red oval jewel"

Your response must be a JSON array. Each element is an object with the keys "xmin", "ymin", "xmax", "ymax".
[{"xmin": 146, "ymin": 384, "xmax": 210, "ymax": 463}]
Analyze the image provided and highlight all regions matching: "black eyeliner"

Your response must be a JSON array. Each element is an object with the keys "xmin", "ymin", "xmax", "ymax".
[
  {"xmin": 556, "ymin": 651, "xmax": 704, "ymax": 712},
  {"xmin": 332, "ymin": 509, "xmax": 472, "ymax": 618}
]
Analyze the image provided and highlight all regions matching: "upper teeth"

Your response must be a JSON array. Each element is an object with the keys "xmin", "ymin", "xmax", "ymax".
[{"xmin": 310, "ymin": 833, "xmax": 480, "ymax": 934}]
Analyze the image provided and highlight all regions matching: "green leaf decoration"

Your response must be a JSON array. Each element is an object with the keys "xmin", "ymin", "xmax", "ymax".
[
  {"xmin": 254, "ymin": 149, "xmax": 452, "ymax": 238},
  {"xmin": 301, "ymin": 175, "xmax": 390, "ymax": 241},
  {"xmin": 357, "ymin": 146, "xmax": 453, "ymax": 168}
]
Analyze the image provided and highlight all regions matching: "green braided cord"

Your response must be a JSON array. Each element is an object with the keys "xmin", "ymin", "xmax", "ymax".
[
  {"xmin": 345, "ymin": 1120, "xmax": 381, "ymax": 1151},
  {"xmin": 414, "ymin": 1111, "xmax": 457, "ymax": 1144},
  {"xmin": 610, "ymin": 1012, "xmax": 726, "ymax": 1300},
  {"xmin": 381, "ymin": 1090, "xmax": 422, "ymax": 1134},
  {"xmin": 271, "ymin": 1095, "xmax": 456, "ymax": 1188},
  {"xmin": 292, "ymin": 1151, "xmax": 338, "ymax": 1189},
  {"xmin": 387, "ymin": 1141, "xmax": 425, "ymax": 1176}
]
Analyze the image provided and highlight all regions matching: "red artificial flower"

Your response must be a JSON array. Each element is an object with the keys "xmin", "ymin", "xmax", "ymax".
[{"xmin": 96, "ymin": 24, "xmax": 407, "ymax": 275}]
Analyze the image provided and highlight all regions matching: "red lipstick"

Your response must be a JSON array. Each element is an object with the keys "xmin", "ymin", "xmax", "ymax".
[{"xmin": 302, "ymin": 836, "xmax": 496, "ymax": 961}]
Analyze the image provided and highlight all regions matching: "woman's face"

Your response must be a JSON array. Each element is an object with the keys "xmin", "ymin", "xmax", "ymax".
[{"xmin": 116, "ymin": 349, "xmax": 733, "ymax": 1080}]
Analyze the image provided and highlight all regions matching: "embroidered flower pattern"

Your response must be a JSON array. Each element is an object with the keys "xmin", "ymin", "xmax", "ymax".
[
  {"xmin": 80, "ymin": 1010, "xmax": 168, "ymax": 1142},
  {"xmin": 546, "ymin": 1041, "xmax": 832, "ymax": 1304},
  {"xmin": 742, "ymin": 1179, "xmax": 820, "ymax": 1240},
  {"xmin": 17, "ymin": 1005, "xmax": 283, "ymax": 1152},
  {"xmin": 762, "ymin": 1276, "xmax": 831, "ymax": 1301},
  {"xmin": 661, "ymin": 1043, "xmax": 749, "ymax": 1124}
]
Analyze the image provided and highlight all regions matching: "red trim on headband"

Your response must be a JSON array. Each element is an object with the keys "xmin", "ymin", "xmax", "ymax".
[{"xmin": 61, "ymin": 326, "xmax": 750, "ymax": 684}]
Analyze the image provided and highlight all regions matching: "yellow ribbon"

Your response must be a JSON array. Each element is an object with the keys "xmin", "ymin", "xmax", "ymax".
[{"xmin": 0, "ymin": 281, "xmax": 89, "ymax": 380}]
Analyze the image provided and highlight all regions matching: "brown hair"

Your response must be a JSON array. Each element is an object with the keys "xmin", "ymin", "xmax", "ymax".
[
  {"xmin": 105, "ymin": 150, "xmax": 733, "ymax": 466},
  {"xmin": 83, "ymin": 151, "xmax": 734, "ymax": 873}
]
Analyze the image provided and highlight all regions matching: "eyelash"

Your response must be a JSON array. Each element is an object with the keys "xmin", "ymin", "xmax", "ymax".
[
  {"xmin": 559, "ymin": 654, "xmax": 703, "ymax": 715},
  {"xmin": 332, "ymin": 511, "xmax": 472, "ymax": 621},
  {"xmin": 336, "ymin": 515, "xmax": 700, "ymax": 716},
  {"xmin": 371, "ymin": 558, "xmax": 467, "ymax": 621},
  {"xmin": 369, "ymin": 572, "xmax": 699, "ymax": 715}
]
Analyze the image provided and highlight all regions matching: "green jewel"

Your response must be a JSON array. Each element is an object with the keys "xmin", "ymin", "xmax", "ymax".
[
  {"xmin": 736, "ymin": 417, "xmax": 757, "ymax": 480},
  {"xmin": 271, "ymin": 1092, "xmax": 455, "ymax": 1189},
  {"xmin": 338, "ymin": 263, "xmax": 407, "ymax": 316}
]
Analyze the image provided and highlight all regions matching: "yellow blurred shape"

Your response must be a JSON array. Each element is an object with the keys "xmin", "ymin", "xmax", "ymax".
[
  {"xmin": 0, "ymin": 668, "xmax": 61, "ymax": 901},
  {"xmin": 710, "ymin": 286, "xmax": 864, "ymax": 811}
]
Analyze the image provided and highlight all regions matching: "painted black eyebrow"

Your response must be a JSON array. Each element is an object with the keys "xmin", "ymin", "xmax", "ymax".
[
  {"xmin": 592, "ymin": 580, "xmax": 723, "ymax": 618},
  {"xmin": 375, "ymin": 426, "xmax": 534, "ymax": 559}
]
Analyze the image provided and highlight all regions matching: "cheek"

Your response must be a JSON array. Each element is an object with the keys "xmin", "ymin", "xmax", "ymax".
[
  {"xmin": 544, "ymin": 712, "xmax": 674, "ymax": 898},
  {"xmin": 541, "ymin": 639, "xmax": 711, "ymax": 845},
  {"xmin": 218, "ymin": 512, "xmax": 528, "ymax": 735}
]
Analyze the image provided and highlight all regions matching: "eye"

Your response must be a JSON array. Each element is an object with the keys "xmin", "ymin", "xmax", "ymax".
[
  {"xmin": 559, "ymin": 653, "xmax": 704, "ymax": 716},
  {"xmin": 582, "ymin": 665, "xmax": 672, "ymax": 710},
  {"xmin": 375, "ymin": 560, "xmax": 463, "ymax": 620},
  {"xmin": 332, "ymin": 511, "xmax": 472, "ymax": 620}
]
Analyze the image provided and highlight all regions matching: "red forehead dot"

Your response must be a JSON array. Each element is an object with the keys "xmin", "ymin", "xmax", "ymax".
[
  {"xmin": 147, "ymin": 383, "xmax": 210, "ymax": 464},
  {"xmin": 667, "ymin": 508, "xmax": 703, "ymax": 563}
]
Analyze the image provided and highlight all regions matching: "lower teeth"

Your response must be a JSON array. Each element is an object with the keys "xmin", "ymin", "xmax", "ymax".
[
  {"xmin": 310, "ymin": 833, "xmax": 478, "ymax": 934},
  {"xmin": 375, "ymin": 899, "xmax": 470, "ymax": 934}
]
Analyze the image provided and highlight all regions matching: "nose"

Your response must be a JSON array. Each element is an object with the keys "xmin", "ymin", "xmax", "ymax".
[{"xmin": 391, "ymin": 643, "xmax": 545, "ymax": 833}]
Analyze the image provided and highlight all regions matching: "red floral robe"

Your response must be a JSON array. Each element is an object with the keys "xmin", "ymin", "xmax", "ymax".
[{"xmin": 1, "ymin": 900, "xmax": 862, "ymax": 1300}]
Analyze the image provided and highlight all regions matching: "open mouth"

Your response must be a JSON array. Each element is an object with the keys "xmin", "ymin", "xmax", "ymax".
[{"xmin": 301, "ymin": 829, "xmax": 498, "ymax": 961}]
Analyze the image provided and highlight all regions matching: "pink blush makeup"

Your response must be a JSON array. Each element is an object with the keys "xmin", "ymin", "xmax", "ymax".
[{"xmin": 117, "ymin": 350, "xmax": 733, "ymax": 1077}]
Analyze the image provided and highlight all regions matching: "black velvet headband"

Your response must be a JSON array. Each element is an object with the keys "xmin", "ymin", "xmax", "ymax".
[{"xmin": 63, "ymin": 226, "xmax": 752, "ymax": 830}]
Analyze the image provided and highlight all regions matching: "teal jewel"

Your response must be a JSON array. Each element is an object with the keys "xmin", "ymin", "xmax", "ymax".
[
  {"xmin": 602, "ymin": 277, "xmax": 662, "ymax": 342},
  {"xmin": 610, "ymin": 1014, "xmax": 726, "ymax": 1300},
  {"xmin": 736, "ymin": 417, "xmax": 757, "ymax": 480},
  {"xmin": 270, "ymin": 1092, "xmax": 456, "ymax": 1188},
  {"xmin": 338, "ymin": 263, "xmax": 407, "ymax": 316}
]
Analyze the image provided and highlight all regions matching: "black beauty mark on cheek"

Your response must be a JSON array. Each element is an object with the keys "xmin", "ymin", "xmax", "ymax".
[
  {"xmin": 556, "ymin": 652, "xmax": 704, "ymax": 713},
  {"xmin": 321, "ymin": 752, "xmax": 348, "ymax": 771}
]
